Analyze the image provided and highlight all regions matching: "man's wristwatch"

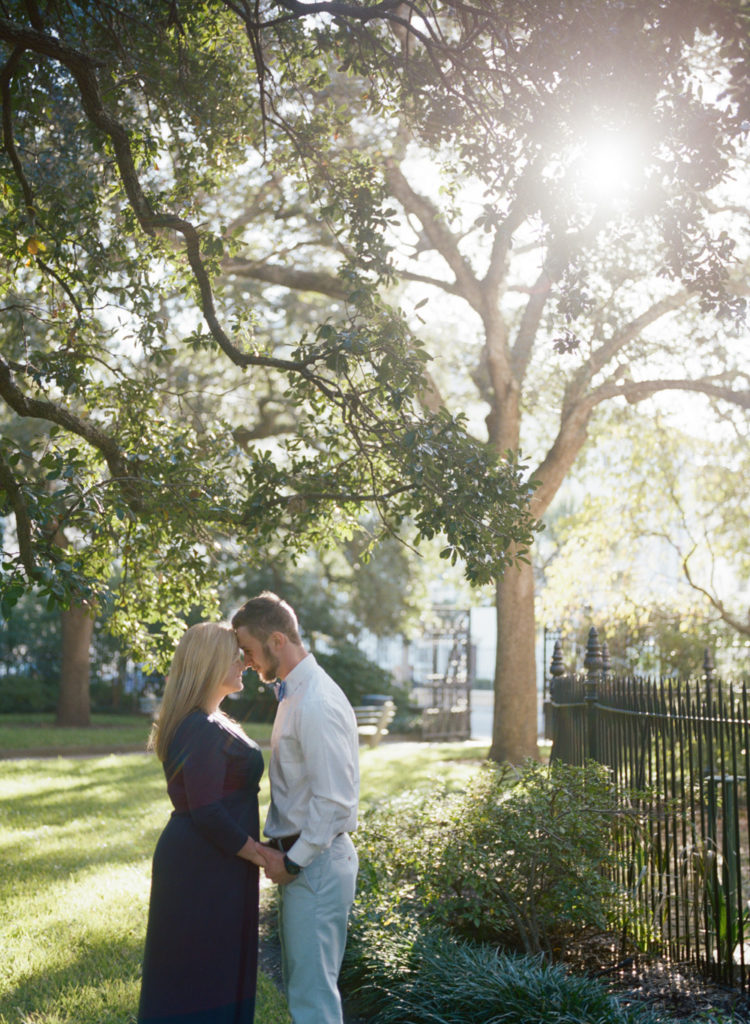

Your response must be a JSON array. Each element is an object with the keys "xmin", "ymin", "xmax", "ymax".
[{"xmin": 283, "ymin": 854, "xmax": 302, "ymax": 875}]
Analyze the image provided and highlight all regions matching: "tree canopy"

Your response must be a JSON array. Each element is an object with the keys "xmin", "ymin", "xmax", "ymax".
[
  {"xmin": 200, "ymin": 0, "xmax": 750, "ymax": 759},
  {"xmin": 2, "ymin": 1, "xmax": 750, "ymax": 756},
  {"xmin": 0, "ymin": 0, "xmax": 542, "ymax": 658}
]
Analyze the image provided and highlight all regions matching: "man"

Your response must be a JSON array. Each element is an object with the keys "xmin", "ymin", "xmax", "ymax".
[{"xmin": 232, "ymin": 592, "xmax": 360, "ymax": 1024}]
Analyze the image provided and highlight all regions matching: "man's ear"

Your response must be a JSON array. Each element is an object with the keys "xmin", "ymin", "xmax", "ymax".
[{"xmin": 268, "ymin": 631, "xmax": 286, "ymax": 654}]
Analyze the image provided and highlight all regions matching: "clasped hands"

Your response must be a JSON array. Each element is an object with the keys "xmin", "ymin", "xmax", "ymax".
[{"xmin": 242, "ymin": 837, "xmax": 297, "ymax": 884}]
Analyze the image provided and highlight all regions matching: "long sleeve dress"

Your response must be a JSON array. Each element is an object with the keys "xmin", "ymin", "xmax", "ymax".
[{"xmin": 138, "ymin": 710, "xmax": 264, "ymax": 1024}]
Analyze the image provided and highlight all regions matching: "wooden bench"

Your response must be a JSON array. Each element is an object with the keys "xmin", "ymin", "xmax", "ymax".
[{"xmin": 354, "ymin": 701, "xmax": 396, "ymax": 748}]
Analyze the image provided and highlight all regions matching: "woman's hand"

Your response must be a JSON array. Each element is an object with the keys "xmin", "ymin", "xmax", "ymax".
[{"xmin": 237, "ymin": 837, "xmax": 270, "ymax": 868}]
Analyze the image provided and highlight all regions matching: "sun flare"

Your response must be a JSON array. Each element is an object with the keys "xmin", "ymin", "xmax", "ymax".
[{"xmin": 579, "ymin": 131, "xmax": 637, "ymax": 197}]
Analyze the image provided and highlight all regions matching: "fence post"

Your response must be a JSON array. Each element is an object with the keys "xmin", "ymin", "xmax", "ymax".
[
  {"xmin": 546, "ymin": 639, "xmax": 568, "ymax": 758},
  {"xmin": 703, "ymin": 648, "xmax": 716, "ymax": 681},
  {"xmin": 584, "ymin": 626, "xmax": 602, "ymax": 762}
]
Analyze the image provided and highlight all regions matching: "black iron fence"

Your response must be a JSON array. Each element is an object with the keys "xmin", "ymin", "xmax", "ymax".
[{"xmin": 548, "ymin": 627, "xmax": 750, "ymax": 989}]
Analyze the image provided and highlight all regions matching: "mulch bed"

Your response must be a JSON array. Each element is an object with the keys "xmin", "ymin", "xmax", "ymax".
[{"xmin": 567, "ymin": 933, "xmax": 750, "ymax": 1021}]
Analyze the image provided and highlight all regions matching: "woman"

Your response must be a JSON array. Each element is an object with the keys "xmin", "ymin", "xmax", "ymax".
[{"xmin": 138, "ymin": 622, "xmax": 267, "ymax": 1024}]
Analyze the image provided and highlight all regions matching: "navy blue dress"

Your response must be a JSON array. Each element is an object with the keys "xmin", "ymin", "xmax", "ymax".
[{"xmin": 138, "ymin": 710, "xmax": 264, "ymax": 1024}]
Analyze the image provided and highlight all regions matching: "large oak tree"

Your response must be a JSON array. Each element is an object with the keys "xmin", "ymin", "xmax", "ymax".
[{"xmin": 217, "ymin": 0, "xmax": 750, "ymax": 761}]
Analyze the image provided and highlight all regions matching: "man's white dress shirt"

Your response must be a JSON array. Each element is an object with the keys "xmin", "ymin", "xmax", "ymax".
[{"xmin": 265, "ymin": 653, "xmax": 359, "ymax": 868}]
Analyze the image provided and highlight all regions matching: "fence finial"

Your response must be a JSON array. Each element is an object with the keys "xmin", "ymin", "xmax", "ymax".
[
  {"xmin": 584, "ymin": 626, "xmax": 602, "ymax": 678},
  {"xmin": 550, "ymin": 639, "xmax": 566, "ymax": 679},
  {"xmin": 601, "ymin": 638, "xmax": 611, "ymax": 679},
  {"xmin": 703, "ymin": 648, "xmax": 715, "ymax": 681}
]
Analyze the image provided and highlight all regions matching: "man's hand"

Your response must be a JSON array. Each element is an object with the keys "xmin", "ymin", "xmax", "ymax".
[
  {"xmin": 262, "ymin": 846, "xmax": 297, "ymax": 885},
  {"xmin": 238, "ymin": 837, "xmax": 271, "ymax": 869}
]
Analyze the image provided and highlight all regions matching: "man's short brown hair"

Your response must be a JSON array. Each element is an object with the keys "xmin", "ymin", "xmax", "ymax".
[{"xmin": 231, "ymin": 591, "xmax": 302, "ymax": 644}]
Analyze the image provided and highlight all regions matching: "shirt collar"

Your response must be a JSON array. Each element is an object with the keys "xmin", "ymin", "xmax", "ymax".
[{"xmin": 281, "ymin": 652, "xmax": 316, "ymax": 698}]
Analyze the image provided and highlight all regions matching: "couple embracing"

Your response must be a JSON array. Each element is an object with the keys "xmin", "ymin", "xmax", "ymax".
[{"xmin": 137, "ymin": 592, "xmax": 360, "ymax": 1024}]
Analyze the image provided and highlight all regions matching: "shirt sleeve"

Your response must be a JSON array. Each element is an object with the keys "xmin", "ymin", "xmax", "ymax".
[
  {"xmin": 174, "ymin": 715, "xmax": 249, "ymax": 856},
  {"xmin": 287, "ymin": 696, "xmax": 358, "ymax": 867}
]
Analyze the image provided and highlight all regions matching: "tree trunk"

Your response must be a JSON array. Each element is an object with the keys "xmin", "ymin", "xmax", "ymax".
[
  {"xmin": 55, "ymin": 603, "xmax": 94, "ymax": 727},
  {"xmin": 489, "ymin": 557, "xmax": 538, "ymax": 764}
]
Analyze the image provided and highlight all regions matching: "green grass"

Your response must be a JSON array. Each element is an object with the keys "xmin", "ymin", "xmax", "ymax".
[
  {"xmin": 0, "ymin": 714, "xmax": 275, "ymax": 756},
  {"xmin": 358, "ymin": 738, "xmax": 488, "ymax": 809},
  {"xmin": 0, "ymin": 735, "xmax": 482, "ymax": 1024}
]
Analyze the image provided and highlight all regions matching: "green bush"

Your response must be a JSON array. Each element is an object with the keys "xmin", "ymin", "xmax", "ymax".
[
  {"xmin": 0, "ymin": 672, "xmax": 57, "ymax": 713},
  {"xmin": 89, "ymin": 679, "xmax": 141, "ymax": 714},
  {"xmin": 342, "ymin": 917, "xmax": 653, "ymax": 1024},
  {"xmin": 315, "ymin": 642, "xmax": 396, "ymax": 706},
  {"xmin": 225, "ymin": 677, "xmax": 278, "ymax": 723},
  {"xmin": 355, "ymin": 759, "xmax": 631, "ymax": 956},
  {"xmin": 473, "ymin": 676, "xmax": 494, "ymax": 690}
]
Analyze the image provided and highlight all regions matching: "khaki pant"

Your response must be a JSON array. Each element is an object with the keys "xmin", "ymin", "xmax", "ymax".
[{"xmin": 278, "ymin": 834, "xmax": 358, "ymax": 1024}]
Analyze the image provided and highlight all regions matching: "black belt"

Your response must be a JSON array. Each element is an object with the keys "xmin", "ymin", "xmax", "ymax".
[
  {"xmin": 268, "ymin": 832, "xmax": 346, "ymax": 852},
  {"xmin": 270, "ymin": 834, "xmax": 300, "ymax": 852}
]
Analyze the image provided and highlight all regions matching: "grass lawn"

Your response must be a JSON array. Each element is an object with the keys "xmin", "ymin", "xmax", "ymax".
[
  {"xmin": 0, "ymin": 734, "xmax": 487, "ymax": 1024},
  {"xmin": 0, "ymin": 714, "xmax": 275, "ymax": 757}
]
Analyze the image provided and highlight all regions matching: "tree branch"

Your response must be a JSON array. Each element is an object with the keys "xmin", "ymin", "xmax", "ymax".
[
  {"xmin": 0, "ymin": 449, "xmax": 41, "ymax": 580},
  {"xmin": 510, "ymin": 269, "xmax": 553, "ymax": 381},
  {"xmin": 0, "ymin": 355, "xmax": 142, "ymax": 508},
  {"xmin": 384, "ymin": 159, "xmax": 483, "ymax": 309},
  {"xmin": 588, "ymin": 377, "xmax": 750, "ymax": 410},
  {"xmin": 0, "ymin": 16, "xmax": 314, "ymax": 379},
  {"xmin": 511, "ymin": 212, "xmax": 606, "ymax": 382},
  {"xmin": 682, "ymin": 549, "xmax": 750, "ymax": 637},
  {"xmin": 222, "ymin": 258, "xmax": 349, "ymax": 299},
  {"xmin": 483, "ymin": 161, "xmax": 542, "ymax": 296},
  {"xmin": 393, "ymin": 267, "xmax": 463, "ymax": 296},
  {"xmin": 563, "ymin": 289, "xmax": 692, "ymax": 412},
  {"xmin": 1, "ymin": 44, "xmax": 34, "ymax": 217}
]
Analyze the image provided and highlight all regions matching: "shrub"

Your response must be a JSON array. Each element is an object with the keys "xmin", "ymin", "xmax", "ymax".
[
  {"xmin": 89, "ymin": 679, "xmax": 141, "ymax": 713},
  {"xmin": 0, "ymin": 672, "xmax": 57, "ymax": 713},
  {"xmin": 314, "ymin": 642, "xmax": 396, "ymax": 706},
  {"xmin": 342, "ymin": 917, "xmax": 653, "ymax": 1024},
  {"xmin": 226, "ymin": 678, "xmax": 278, "ymax": 723},
  {"xmin": 355, "ymin": 759, "xmax": 632, "ymax": 956}
]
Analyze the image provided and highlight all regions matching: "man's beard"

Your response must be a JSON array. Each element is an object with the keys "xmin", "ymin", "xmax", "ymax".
[{"xmin": 259, "ymin": 643, "xmax": 280, "ymax": 684}]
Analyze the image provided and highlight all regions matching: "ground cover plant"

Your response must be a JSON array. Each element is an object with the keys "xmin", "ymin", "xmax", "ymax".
[{"xmin": 343, "ymin": 917, "xmax": 656, "ymax": 1024}]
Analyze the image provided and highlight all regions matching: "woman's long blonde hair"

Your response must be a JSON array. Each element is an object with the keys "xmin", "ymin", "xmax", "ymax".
[{"xmin": 150, "ymin": 622, "xmax": 241, "ymax": 762}]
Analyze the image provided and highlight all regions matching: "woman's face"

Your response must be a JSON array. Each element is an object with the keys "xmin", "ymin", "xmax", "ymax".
[{"xmin": 216, "ymin": 648, "xmax": 245, "ymax": 703}]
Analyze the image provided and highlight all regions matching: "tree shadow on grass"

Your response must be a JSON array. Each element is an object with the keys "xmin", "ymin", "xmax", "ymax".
[
  {"xmin": 1, "ymin": 757, "xmax": 167, "ymax": 825},
  {"xmin": 1, "ymin": 760, "xmax": 172, "ymax": 888},
  {"xmin": 0, "ymin": 929, "xmax": 144, "ymax": 1024}
]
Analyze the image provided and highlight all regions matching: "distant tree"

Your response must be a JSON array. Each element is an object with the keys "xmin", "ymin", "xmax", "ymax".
[
  {"xmin": 223, "ymin": 527, "xmax": 421, "ymax": 644},
  {"xmin": 539, "ymin": 412, "xmax": 750, "ymax": 675}
]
